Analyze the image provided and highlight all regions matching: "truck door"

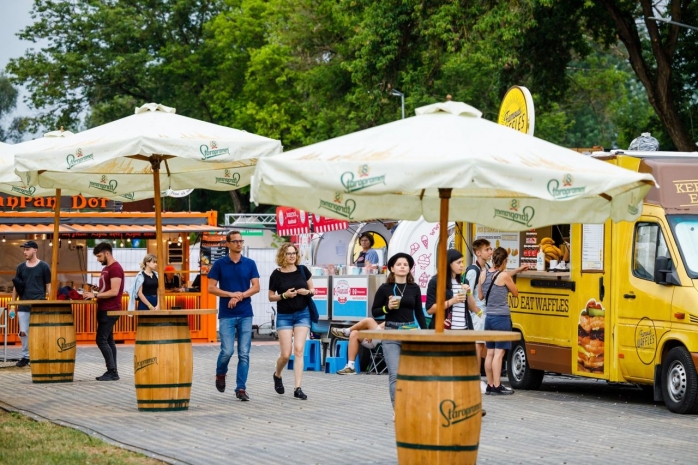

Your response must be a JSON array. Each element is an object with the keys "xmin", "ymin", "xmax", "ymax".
[{"xmin": 616, "ymin": 220, "xmax": 674, "ymax": 383}]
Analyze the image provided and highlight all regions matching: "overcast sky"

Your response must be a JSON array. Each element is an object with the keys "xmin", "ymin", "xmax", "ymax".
[{"xmin": 1, "ymin": 0, "xmax": 45, "ymax": 118}]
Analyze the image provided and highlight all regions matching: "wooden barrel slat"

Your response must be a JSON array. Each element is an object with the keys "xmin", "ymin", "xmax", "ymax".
[
  {"xmin": 28, "ymin": 304, "xmax": 76, "ymax": 384},
  {"xmin": 134, "ymin": 315, "xmax": 193, "ymax": 412},
  {"xmin": 395, "ymin": 341, "xmax": 481, "ymax": 464}
]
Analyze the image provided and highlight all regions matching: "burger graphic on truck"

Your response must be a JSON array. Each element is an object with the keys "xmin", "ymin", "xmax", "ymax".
[{"xmin": 577, "ymin": 298, "xmax": 605, "ymax": 373}]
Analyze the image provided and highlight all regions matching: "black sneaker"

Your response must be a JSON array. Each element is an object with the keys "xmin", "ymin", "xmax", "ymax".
[
  {"xmin": 485, "ymin": 384, "xmax": 493, "ymax": 395},
  {"xmin": 215, "ymin": 374, "xmax": 226, "ymax": 393},
  {"xmin": 96, "ymin": 370, "xmax": 119, "ymax": 381},
  {"xmin": 235, "ymin": 389, "xmax": 250, "ymax": 401},
  {"xmin": 15, "ymin": 358, "xmax": 30, "ymax": 368},
  {"xmin": 294, "ymin": 387, "xmax": 307, "ymax": 400},
  {"xmin": 482, "ymin": 409, "xmax": 487, "ymax": 417},
  {"xmin": 490, "ymin": 384, "xmax": 514, "ymax": 396},
  {"xmin": 273, "ymin": 373, "xmax": 285, "ymax": 394}
]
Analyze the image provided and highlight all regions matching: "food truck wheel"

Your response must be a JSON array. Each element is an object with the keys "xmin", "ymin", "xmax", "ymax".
[
  {"xmin": 507, "ymin": 339, "xmax": 544, "ymax": 390},
  {"xmin": 661, "ymin": 347, "xmax": 698, "ymax": 414}
]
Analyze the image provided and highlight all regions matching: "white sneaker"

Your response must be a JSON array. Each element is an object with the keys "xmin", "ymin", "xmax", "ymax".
[{"xmin": 480, "ymin": 381, "xmax": 487, "ymax": 394}]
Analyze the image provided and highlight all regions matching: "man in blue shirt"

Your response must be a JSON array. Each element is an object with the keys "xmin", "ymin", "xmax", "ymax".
[{"xmin": 208, "ymin": 230, "xmax": 260, "ymax": 401}]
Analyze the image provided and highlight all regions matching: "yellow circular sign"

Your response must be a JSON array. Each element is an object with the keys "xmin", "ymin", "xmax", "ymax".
[{"xmin": 498, "ymin": 86, "xmax": 535, "ymax": 136}]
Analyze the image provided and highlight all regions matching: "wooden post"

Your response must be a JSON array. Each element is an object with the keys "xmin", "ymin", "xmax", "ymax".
[
  {"xmin": 50, "ymin": 189, "xmax": 61, "ymax": 299},
  {"xmin": 152, "ymin": 157, "xmax": 166, "ymax": 305},
  {"xmin": 434, "ymin": 188, "xmax": 452, "ymax": 333}
]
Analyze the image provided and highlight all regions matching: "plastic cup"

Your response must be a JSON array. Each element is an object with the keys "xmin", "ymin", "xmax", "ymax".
[
  {"xmin": 392, "ymin": 296, "xmax": 402, "ymax": 306},
  {"xmin": 549, "ymin": 260, "xmax": 558, "ymax": 269}
]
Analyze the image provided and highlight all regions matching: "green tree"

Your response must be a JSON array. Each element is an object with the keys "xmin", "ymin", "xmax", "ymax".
[{"xmin": 0, "ymin": 73, "xmax": 24, "ymax": 142}]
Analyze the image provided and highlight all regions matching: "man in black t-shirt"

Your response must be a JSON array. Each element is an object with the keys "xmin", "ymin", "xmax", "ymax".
[{"xmin": 10, "ymin": 241, "xmax": 52, "ymax": 367}]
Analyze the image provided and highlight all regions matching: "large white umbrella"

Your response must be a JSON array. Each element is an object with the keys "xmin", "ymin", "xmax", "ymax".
[
  {"xmin": 253, "ymin": 100, "xmax": 657, "ymax": 331},
  {"xmin": 15, "ymin": 103, "xmax": 282, "ymax": 301},
  {"xmin": 2, "ymin": 132, "xmax": 154, "ymax": 297}
]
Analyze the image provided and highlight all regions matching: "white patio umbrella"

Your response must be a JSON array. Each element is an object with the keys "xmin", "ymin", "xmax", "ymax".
[
  {"xmin": 253, "ymin": 100, "xmax": 657, "ymax": 331},
  {"xmin": 15, "ymin": 103, "xmax": 282, "ymax": 301},
  {"xmin": 2, "ymin": 131, "xmax": 153, "ymax": 297}
]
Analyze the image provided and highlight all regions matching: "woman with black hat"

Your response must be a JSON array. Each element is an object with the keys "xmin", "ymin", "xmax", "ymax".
[
  {"xmin": 371, "ymin": 252, "xmax": 427, "ymax": 411},
  {"xmin": 425, "ymin": 249, "xmax": 482, "ymax": 330},
  {"xmin": 354, "ymin": 232, "xmax": 379, "ymax": 269}
]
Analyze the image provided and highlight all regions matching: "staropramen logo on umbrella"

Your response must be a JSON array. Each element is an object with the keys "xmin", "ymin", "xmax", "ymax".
[
  {"xmin": 10, "ymin": 185, "xmax": 37, "ymax": 196},
  {"xmin": 66, "ymin": 148, "xmax": 94, "ymax": 169},
  {"xmin": 494, "ymin": 199, "xmax": 535, "ymax": 227},
  {"xmin": 319, "ymin": 192, "xmax": 356, "ymax": 220},
  {"xmin": 200, "ymin": 140, "xmax": 231, "ymax": 160},
  {"xmin": 215, "ymin": 169, "xmax": 241, "ymax": 186},
  {"xmin": 89, "ymin": 175, "xmax": 119, "ymax": 194},
  {"xmin": 547, "ymin": 174, "xmax": 586, "ymax": 199},
  {"xmin": 341, "ymin": 164, "xmax": 386, "ymax": 193}
]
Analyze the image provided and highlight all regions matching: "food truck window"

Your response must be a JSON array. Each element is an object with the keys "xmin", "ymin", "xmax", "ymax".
[{"xmin": 633, "ymin": 223, "xmax": 669, "ymax": 280}]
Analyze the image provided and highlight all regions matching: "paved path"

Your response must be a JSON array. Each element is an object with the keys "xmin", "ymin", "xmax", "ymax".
[{"xmin": 1, "ymin": 343, "xmax": 697, "ymax": 464}]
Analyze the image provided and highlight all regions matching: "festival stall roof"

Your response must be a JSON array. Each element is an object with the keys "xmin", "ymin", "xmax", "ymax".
[{"xmin": 0, "ymin": 211, "xmax": 227, "ymax": 235}]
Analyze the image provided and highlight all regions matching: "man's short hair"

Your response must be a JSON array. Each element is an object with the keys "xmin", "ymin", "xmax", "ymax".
[
  {"xmin": 93, "ymin": 242, "xmax": 113, "ymax": 255},
  {"xmin": 472, "ymin": 239, "xmax": 490, "ymax": 251},
  {"xmin": 226, "ymin": 230, "xmax": 242, "ymax": 242}
]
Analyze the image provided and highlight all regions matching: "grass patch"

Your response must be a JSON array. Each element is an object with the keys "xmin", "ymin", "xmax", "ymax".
[{"xmin": 0, "ymin": 409, "xmax": 164, "ymax": 464}]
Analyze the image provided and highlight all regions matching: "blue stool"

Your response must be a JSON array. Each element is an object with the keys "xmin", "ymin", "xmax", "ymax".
[
  {"xmin": 333, "ymin": 340, "xmax": 361, "ymax": 373},
  {"xmin": 304, "ymin": 339, "xmax": 322, "ymax": 371},
  {"xmin": 287, "ymin": 340, "xmax": 322, "ymax": 371},
  {"xmin": 324, "ymin": 356, "xmax": 345, "ymax": 374}
]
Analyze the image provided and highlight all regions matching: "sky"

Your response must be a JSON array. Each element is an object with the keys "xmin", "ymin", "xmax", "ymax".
[{"xmin": 0, "ymin": 0, "xmax": 45, "ymax": 119}]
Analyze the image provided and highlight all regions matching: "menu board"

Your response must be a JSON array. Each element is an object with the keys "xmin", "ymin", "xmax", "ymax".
[
  {"xmin": 200, "ymin": 234, "xmax": 228, "ymax": 275},
  {"xmin": 582, "ymin": 224, "xmax": 604, "ymax": 272},
  {"xmin": 474, "ymin": 225, "xmax": 521, "ymax": 269}
]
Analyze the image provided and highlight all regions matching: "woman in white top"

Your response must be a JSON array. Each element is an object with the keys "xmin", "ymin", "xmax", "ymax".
[{"xmin": 426, "ymin": 249, "xmax": 482, "ymax": 330}]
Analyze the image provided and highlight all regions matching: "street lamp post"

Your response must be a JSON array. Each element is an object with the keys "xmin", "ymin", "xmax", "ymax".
[
  {"xmin": 648, "ymin": 16, "xmax": 698, "ymax": 31},
  {"xmin": 391, "ymin": 89, "xmax": 405, "ymax": 119}
]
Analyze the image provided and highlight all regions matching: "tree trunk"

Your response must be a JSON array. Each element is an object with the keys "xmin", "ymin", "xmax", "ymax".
[
  {"xmin": 600, "ymin": 0, "xmax": 695, "ymax": 151},
  {"xmin": 229, "ymin": 190, "xmax": 244, "ymax": 213}
]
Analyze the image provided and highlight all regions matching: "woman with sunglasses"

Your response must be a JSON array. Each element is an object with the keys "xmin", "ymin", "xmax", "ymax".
[{"xmin": 268, "ymin": 242, "xmax": 315, "ymax": 400}]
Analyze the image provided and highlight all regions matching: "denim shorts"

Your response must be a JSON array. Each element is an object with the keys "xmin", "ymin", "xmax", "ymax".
[
  {"xmin": 484, "ymin": 314, "xmax": 512, "ymax": 349},
  {"xmin": 277, "ymin": 308, "xmax": 311, "ymax": 330}
]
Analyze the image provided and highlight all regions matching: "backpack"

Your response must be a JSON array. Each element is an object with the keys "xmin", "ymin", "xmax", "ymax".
[{"xmin": 465, "ymin": 264, "xmax": 481, "ymax": 292}]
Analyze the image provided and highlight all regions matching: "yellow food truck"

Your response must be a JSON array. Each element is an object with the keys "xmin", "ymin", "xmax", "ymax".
[{"xmin": 507, "ymin": 151, "xmax": 698, "ymax": 414}]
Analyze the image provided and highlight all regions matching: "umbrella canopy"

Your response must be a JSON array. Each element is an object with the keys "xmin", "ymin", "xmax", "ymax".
[
  {"xmin": 14, "ymin": 103, "xmax": 282, "ymax": 197},
  {"xmin": 253, "ymin": 100, "xmax": 657, "ymax": 332},
  {"xmin": 14, "ymin": 103, "xmax": 282, "ymax": 301},
  {"xmin": 253, "ymin": 101, "xmax": 656, "ymax": 229}
]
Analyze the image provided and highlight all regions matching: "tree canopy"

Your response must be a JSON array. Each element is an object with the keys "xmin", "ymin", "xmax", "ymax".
[{"xmin": 7, "ymin": 0, "xmax": 697, "ymax": 211}]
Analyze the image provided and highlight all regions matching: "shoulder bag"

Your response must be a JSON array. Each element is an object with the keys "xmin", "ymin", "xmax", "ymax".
[{"xmin": 299, "ymin": 266, "xmax": 320, "ymax": 323}]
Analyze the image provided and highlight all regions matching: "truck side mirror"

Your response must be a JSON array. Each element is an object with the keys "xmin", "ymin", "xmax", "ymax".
[{"xmin": 654, "ymin": 256, "xmax": 680, "ymax": 286}]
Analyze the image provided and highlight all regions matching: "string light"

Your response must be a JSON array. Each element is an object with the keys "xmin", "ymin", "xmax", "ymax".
[
  {"xmin": 177, "ymin": 234, "xmax": 182, "ymax": 243},
  {"xmin": 68, "ymin": 239, "xmax": 72, "ymax": 244},
  {"xmin": 1, "ymin": 236, "xmax": 5, "ymax": 243}
]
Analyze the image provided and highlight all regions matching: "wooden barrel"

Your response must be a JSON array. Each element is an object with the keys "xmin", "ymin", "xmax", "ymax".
[
  {"xmin": 28, "ymin": 303, "xmax": 76, "ymax": 383},
  {"xmin": 134, "ymin": 315, "xmax": 193, "ymax": 412},
  {"xmin": 395, "ymin": 342, "xmax": 481, "ymax": 464}
]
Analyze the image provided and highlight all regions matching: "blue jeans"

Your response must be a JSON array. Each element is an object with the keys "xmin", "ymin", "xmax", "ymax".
[{"xmin": 216, "ymin": 316, "xmax": 253, "ymax": 391}]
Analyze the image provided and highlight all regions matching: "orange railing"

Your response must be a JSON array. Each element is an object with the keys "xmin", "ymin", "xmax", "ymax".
[{"xmin": 0, "ymin": 293, "xmax": 217, "ymax": 344}]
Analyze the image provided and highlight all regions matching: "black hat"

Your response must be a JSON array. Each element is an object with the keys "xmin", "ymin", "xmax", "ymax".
[
  {"xmin": 20, "ymin": 240, "xmax": 39, "ymax": 249},
  {"xmin": 387, "ymin": 252, "xmax": 414, "ymax": 270}
]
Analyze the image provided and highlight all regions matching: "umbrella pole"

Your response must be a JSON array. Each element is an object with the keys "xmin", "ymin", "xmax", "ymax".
[
  {"xmin": 152, "ymin": 159, "xmax": 166, "ymax": 306},
  {"xmin": 50, "ymin": 189, "xmax": 61, "ymax": 299},
  {"xmin": 434, "ymin": 188, "xmax": 452, "ymax": 333}
]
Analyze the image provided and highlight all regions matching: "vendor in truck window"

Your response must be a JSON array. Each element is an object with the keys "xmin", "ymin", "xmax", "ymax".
[{"xmin": 633, "ymin": 223, "xmax": 669, "ymax": 280}]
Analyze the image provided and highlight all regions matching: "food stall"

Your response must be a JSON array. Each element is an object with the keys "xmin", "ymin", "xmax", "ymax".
[{"xmin": 0, "ymin": 194, "xmax": 225, "ymax": 344}]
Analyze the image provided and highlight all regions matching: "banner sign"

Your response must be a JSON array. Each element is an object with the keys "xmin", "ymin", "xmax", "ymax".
[
  {"xmin": 276, "ymin": 206, "xmax": 310, "ymax": 236},
  {"xmin": 312, "ymin": 213, "xmax": 348, "ymax": 233}
]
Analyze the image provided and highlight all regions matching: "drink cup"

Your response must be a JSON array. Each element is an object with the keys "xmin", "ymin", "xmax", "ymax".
[
  {"xmin": 8, "ymin": 308, "xmax": 15, "ymax": 319},
  {"xmin": 392, "ymin": 296, "xmax": 402, "ymax": 306},
  {"xmin": 549, "ymin": 259, "xmax": 558, "ymax": 270}
]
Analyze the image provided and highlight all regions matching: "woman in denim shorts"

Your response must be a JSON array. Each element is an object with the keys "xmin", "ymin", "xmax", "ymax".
[
  {"xmin": 268, "ymin": 242, "xmax": 315, "ymax": 400},
  {"xmin": 478, "ymin": 247, "xmax": 519, "ymax": 396}
]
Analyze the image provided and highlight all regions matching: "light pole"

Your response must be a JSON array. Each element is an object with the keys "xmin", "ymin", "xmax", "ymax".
[
  {"xmin": 648, "ymin": 16, "xmax": 698, "ymax": 31},
  {"xmin": 391, "ymin": 89, "xmax": 405, "ymax": 119}
]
